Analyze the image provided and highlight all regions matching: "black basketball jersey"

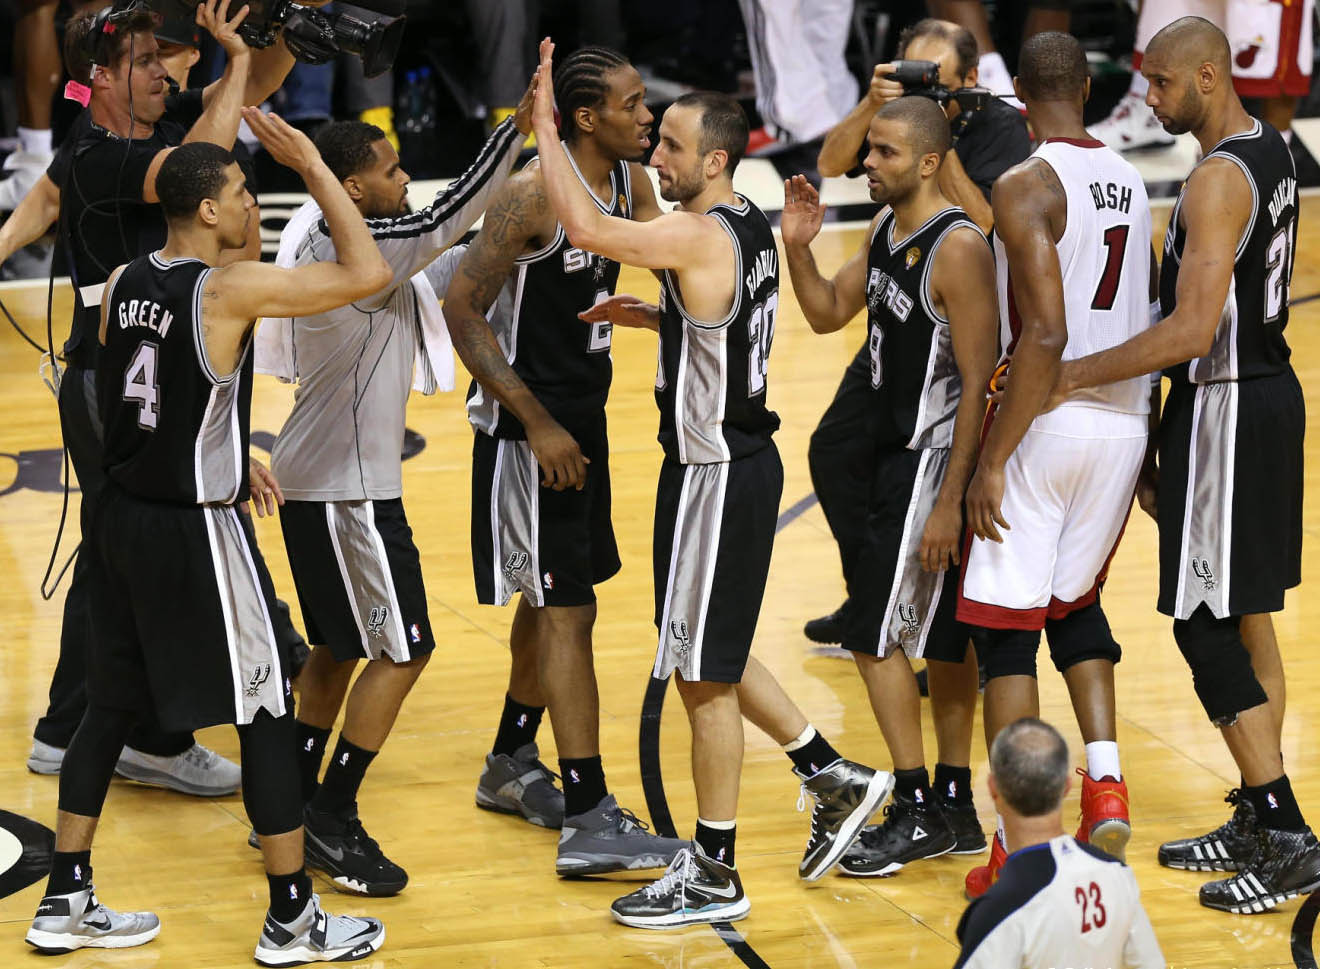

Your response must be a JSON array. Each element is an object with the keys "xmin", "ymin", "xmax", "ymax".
[
  {"xmin": 655, "ymin": 194, "xmax": 781, "ymax": 464},
  {"xmin": 1160, "ymin": 119, "xmax": 1297, "ymax": 384},
  {"xmin": 99, "ymin": 252, "xmax": 251, "ymax": 505},
  {"xmin": 866, "ymin": 206, "xmax": 983, "ymax": 449},
  {"xmin": 466, "ymin": 153, "xmax": 632, "ymax": 437}
]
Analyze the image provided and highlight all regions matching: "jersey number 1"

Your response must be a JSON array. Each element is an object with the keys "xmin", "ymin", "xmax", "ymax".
[
  {"xmin": 1091, "ymin": 225, "xmax": 1130, "ymax": 311},
  {"xmin": 123, "ymin": 341, "xmax": 160, "ymax": 430}
]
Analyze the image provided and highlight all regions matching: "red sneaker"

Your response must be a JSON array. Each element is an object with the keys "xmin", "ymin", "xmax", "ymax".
[
  {"xmin": 964, "ymin": 829, "xmax": 1006, "ymax": 900},
  {"xmin": 1075, "ymin": 768, "xmax": 1131, "ymax": 862}
]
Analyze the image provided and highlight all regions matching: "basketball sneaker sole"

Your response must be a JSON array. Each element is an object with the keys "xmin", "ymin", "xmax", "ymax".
[
  {"xmin": 1089, "ymin": 819, "xmax": 1131, "ymax": 863},
  {"xmin": 611, "ymin": 896, "xmax": 750, "ymax": 930}
]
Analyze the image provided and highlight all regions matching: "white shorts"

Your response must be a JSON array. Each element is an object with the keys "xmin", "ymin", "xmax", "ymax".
[{"xmin": 957, "ymin": 411, "xmax": 1147, "ymax": 630}]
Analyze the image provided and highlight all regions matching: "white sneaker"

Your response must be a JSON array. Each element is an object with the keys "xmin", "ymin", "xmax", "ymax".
[
  {"xmin": 26, "ymin": 885, "xmax": 160, "ymax": 954},
  {"xmin": 254, "ymin": 894, "xmax": 385, "ymax": 967},
  {"xmin": 27, "ymin": 738, "xmax": 65, "ymax": 775},
  {"xmin": 1089, "ymin": 92, "xmax": 1174, "ymax": 151},
  {"xmin": 0, "ymin": 149, "xmax": 52, "ymax": 212},
  {"xmin": 115, "ymin": 743, "xmax": 241, "ymax": 797}
]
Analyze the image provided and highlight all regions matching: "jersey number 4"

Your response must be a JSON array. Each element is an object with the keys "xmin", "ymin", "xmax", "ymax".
[
  {"xmin": 122, "ymin": 341, "xmax": 160, "ymax": 430},
  {"xmin": 1075, "ymin": 881, "xmax": 1107, "ymax": 933},
  {"xmin": 1091, "ymin": 225, "xmax": 1130, "ymax": 311}
]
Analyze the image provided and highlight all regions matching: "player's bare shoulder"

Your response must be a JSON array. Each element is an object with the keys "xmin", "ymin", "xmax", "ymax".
[
  {"xmin": 993, "ymin": 157, "xmax": 1065, "ymax": 212},
  {"xmin": 481, "ymin": 160, "xmax": 556, "ymax": 254},
  {"xmin": 1177, "ymin": 155, "xmax": 1254, "ymax": 233}
]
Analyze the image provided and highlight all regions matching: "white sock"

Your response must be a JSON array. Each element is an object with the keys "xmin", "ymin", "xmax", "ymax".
[
  {"xmin": 17, "ymin": 126, "xmax": 52, "ymax": 156},
  {"xmin": 978, "ymin": 52, "xmax": 1014, "ymax": 96},
  {"xmin": 697, "ymin": 816, "xmax": 736, "ymax": 829},
  {"xmin": 1085, "ymin": 741, "xmax": 1121, "ymax": 781},
  {"xmin": 1127, "ymin": 69, "xmax": 1149, "ymax": 100},
  {"xmin": 783, "ymin": 724, "xmax": 816, "ymax": 752}
]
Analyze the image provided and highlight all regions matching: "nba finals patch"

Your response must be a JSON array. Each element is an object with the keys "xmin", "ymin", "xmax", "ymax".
[
  {"xmin": 905, "ymin": 246, "xmax": 921, "ymax": 269},
  {"xmin": 619, "ymin": 194, "xmax": 628, "ymax": 217}
]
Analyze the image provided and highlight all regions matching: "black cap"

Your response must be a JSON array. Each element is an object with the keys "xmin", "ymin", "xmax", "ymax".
[{"xmin": 154, "ymin": 13, "xmax": 199, "ymax": 48}]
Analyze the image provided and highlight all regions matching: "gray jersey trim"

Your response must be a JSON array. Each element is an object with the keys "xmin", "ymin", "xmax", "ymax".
[
  {"xmin": 661, "ymin": 206, "xmax": 746, "ymax": 332},
  {"xmin": 1173, "ymin": 381, "xmax": 1238, "ymax": 619},
  {"xmin": 323, "ymin": 500, "xmax": 412, "ymax": 662}
]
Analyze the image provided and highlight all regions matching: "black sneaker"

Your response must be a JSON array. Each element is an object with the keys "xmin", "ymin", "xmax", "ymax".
[
  {"xmin": 837, "ymin": 791, "xmax": 957, "ymax": 877},
  {"xmin": 610, "ymin": 844, "xmax": 749, "ymax": 929},
  {"xmin": 303, "ymin": 806, "xmax": 408, "ymax": 897},
  {"xmin": 795, "ymin": 759, "xmax": 893, "ymax": 881},
  {"xmin": 1200, "ymin": 827, "xmax": 1320, "ymax": 914},
  {"xmin": 1159, "ymin": 788, "xmax": 1257, "ymax": 872},
  {"xmin": 943, "ymin": 802, "xmax": 988, "ymax": 855},
  {"xmin": 804, "ymin": 603, "xmax": 850, "ymax": 644}
]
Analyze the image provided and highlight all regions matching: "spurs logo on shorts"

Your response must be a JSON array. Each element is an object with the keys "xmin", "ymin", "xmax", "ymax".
[
  {"xmin": 1192, "ymin": 558, "xmax": 1217, "ymax": 591},
  {"xmin": 503, "ymin": 551, "xmax": 529, "ymax": 579},
  {"xmin": 669, "ymin": 619, "xmax": 691, "ymax": 657},
  {"xmin": 897, "ymin": 603, "xmax": 920, "ymax": 642},
  {"xmin": 245, "ymin": 664, "xmax": 271, "ymax": 699},
  {"xmin": 367, "ymin": 605, "xmax": 389, "ymax": 638}
]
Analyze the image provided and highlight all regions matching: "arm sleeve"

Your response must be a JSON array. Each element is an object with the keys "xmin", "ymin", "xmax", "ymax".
[{"xmin": 358, "ymin": 118, "xmax": 523, "ymax": 304}]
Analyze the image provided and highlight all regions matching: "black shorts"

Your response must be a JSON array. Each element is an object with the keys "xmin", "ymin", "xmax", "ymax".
[
  {"xmin": 89, "ymin": 483, "xmax": 292, "ymax": 733},
  {"xmin": 1158, "ymin": 370, "xmax": 1304, "ymax": 619},
  {"xmin": 844, "ymin": 444, "xmax": 967, "ymax": 661},
  {"xmin": 652, "ymin": 444, "xmax": 783, "ymax": 684},
  {"xmin": 470, "ymin": 411, "xmax": 620, "ymax": 608},
  {"xmin": 279, "ymin": 497, "xmax": 435, "ymax": 663}
]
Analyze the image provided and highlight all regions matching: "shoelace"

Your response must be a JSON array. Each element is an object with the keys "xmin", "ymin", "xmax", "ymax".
[
  {"xmin": 343, "ymin": 817, "xmax": 383, "ymax": 855},
  {"xmin": 614, "ymin": 807, "xmax": 652, "ymax": 834},
  {"xmin": 642, "ymin": 848, "xmax": 695, "ymax": 899},
  {"xmin": 183, "ymin": 745, "xmax": 219, "ymax": 769}
]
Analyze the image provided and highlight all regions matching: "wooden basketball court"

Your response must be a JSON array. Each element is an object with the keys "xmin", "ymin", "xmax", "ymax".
[{"xmin": 0, "ymin": 197, "xmax": 1317, "ymax": 968}]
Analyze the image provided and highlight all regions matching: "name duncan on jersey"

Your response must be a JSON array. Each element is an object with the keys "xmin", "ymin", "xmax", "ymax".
[
  {"xmin": 116, "ymin": 298, "xmax": 174, "ymax": 337},
  {"xmin": 1268, "ymin": 175, "xmax": 1297, "ymax": 227},
  {"xmin": 744, "ymin": 247, "xmax": 778, "ymax": 300}
]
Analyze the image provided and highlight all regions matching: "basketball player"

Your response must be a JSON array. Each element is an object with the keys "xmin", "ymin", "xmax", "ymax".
[
  {"xmin": 531, "ymin": 41, "xmax": 892, "ymax": 925},
  {"xmin": 445, "ymin": 46, "xmax": 688, "ymax": 874},
  {"xmin": 1050, "ymin": 16, "xmax": 1320, "ymax": 913},
  {"xmin": 953, "ymin": 719, "xmax": 1165, "ymax": 968},
  {"xmin": 957, "ymin": 32, "xmax": 1155, "ymax": 898},
  {"xmin": 780, "ymin": 96, "xmax": 997, "ymax": 877},
  {"xmin": 25, "ymin": 114, "xmax": 390, "ymax": 963}
]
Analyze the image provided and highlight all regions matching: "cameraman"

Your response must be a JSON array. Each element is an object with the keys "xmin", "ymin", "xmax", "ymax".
[
  {"xmin": 818, "ymin": 18, "xmax": 1030, "ymax": 233},
  {"xmin": 804, "ymin": 18, "xmax": 1030, "ymax": 647},
  {"xmin": 13, "ymin": 0, "xmax": 302, "ymax": 792}
]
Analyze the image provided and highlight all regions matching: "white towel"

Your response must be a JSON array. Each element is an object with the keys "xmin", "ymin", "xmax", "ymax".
[{"xmin": 254, "ymin": 199, "xmax": 454, "ymax": 394}]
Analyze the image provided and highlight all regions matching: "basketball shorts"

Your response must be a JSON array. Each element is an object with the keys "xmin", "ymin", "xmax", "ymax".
[
  {"xmin": 958, "ymin": 410, "xmax": 1147, "ymax": 630},
  {"xmin": 1158, "ymin": 372, "xmax": 1303, "ymax": 620},
  {"xmin": 1229, "ymin": 0, "xmax": 1314, "ymax": 98},
  {"xmin": 280, "ymin": 497, "xmax": 434, "ymax": 663},
  {"xmin": 88, "ymin": 482, "xmax": 291, "ymax": 733},
  {"xmin": 652, "ymin": 444, "xmax": 783, "ymax": 683},
  {"xmin": 471, "ymin": 411, "xmax": 620, "ymax": 608},
  {"xmin": 844, "ymin": 444, "xmax": 966, "ymax": 661}
]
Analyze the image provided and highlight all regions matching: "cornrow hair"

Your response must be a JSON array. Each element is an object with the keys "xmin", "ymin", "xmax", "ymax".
[{"xmin": 553, "ymin": 46, "xmax": 630, "ymax": 142}]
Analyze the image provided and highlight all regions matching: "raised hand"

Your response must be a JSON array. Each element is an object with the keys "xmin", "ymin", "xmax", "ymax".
[
  {"xmin": 243, "ymin": 107, "xmax": 320, "ymax": 174},
  {"xmin": 578, "ymin": 294, "xmax": 659, "ymax": 330},
  {"xmin": 868, "ymin": 64, "xmax": 906, "ymax": 108},
  {"xmin": 513, "ymin": 54, "xmax": 542, "ymax": 136},
  {"xmin": 781, "ymin": 175, "xmax": 826, "ymax": 248},
  {"xmin": 196, "ymin": 0, "xmax": 251, "ymax": 61},
  {"xmin": 530, "ymin": 37, "xmax": 557, "ymax": 141}
]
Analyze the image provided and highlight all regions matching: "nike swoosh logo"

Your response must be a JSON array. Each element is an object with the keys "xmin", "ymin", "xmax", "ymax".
[
  {"xmin": 85, "ymin": 918, "xmax": 113, "ymax": 931},
  {"xmin": 310, "ymin": 837, "xmax": 345, "ymax": 862},
  {"xmin": 701, "ymin": 882, "xmax": 739, "ymax": 900}
]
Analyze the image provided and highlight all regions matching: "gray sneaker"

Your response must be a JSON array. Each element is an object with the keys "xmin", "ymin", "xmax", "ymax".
[
  {"xmin": 796, "ymin": 758, "xmax": 894, "ymax": 881},
  {"xmin": 27, "ymin": 738, "xmax": 65, "ymax": 775},
  {"xmin": 476, "ymin": 742, "xmax": 565, "ymax": 828},
  {"xmin": 26, "ymin": 886, "xmax": 160, "ymax": 953},
  {"xmin": 115, "ymin": 742, "xmax": 241, "ymax": 797},
  {"xmin": 556, "ymin": 795, "xmax": 688, "ymax": 877},
  {"xmin": 253, "ymin": 893, "xmax": 384, "ymax": 967}
]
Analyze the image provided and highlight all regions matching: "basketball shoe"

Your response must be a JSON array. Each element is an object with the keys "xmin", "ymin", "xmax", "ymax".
[
  {"xmin": 944, "ymin": 802, "xmax": 988, "ymax": 855},
  {"xmin": 837, "ymin": 790, "xmax": 956, "ymax": 877},
  {"xmin": 1159, "ymin": 788, "xmax": 1257, "ymax": 871},
  {"xmin": 556, "ymin": 795, "xmax": 688, "ymax": 876},
  {"xmin": 302, "ymin": 806, "xmax": 408, "ymax": 896},
  {"xmin": 26, "ymin": 884, "xmax": 159, "ymax": 953},
  {"xmin": 610, "ymin": 844, "xmax": 749, "ymax": 929},
  {"xmin": 114, "ymin": 742, "xmax": 242, "ymax": 796},
  {"xmin": 1088, "ymin": 92, "xmax": 1175, "ymax": 151},
  {"xmin": 796, "ymin": 759, "xmax": 893, "ymax": 881},
  {"xmin": 253, "ymin": 893, "xmax": 385, "ymax": 966},
  {"xmin": 964, "ymin": 829, "xmax": 1007, "ymax": 899},
  {"xmin": 475, "ymin": 742, "xmax": 564, "ymax": 828},
  {"xmin": 1075, "ymin": 770, "xmax": 1131, "ymax": 862},
  {"xmin": 1199, "ymin": 827, "xmax": 1320, "ymax": 914}
]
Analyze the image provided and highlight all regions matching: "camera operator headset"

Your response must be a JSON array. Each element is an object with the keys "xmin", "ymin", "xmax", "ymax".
[{"xmin": 802, "ymin": 18, "xmax": 1032, "ymax": 649}]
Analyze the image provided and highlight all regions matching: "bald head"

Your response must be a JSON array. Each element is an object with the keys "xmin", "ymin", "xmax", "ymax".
[
  {"xmin": 1147, "ymin": 16, "xmax": 1232, "ymax": 74},
  {"xmin": 875, "ymin": 95, "xmax": 952, "ymax": 161},
  {"xmin": 990, "ymin": 718, "xmax": 1070, "ymax": 817},
  {"xmin": 1017, "ymin": 31, "xmax": 1088, "ymax": 102}
]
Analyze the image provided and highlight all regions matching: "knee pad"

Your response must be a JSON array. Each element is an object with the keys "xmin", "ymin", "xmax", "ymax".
[
  {"xmin": 58, "ymin": 705, "xmax": 139, "ymax": 817},
  {"xmin": 1045, "ymin": 602, "xmax": 1122, "ymax": 673},
  {"xmin": 981, "ymin": 627, "xmax": 1042, "ymax": 680},
  {"xmin": 1173, "ymin": 608, "xmax": 1268, "ymax": 726},
  {"xmin": 239, "ymin": 711, "xmax": 304, "ymax": 836}
]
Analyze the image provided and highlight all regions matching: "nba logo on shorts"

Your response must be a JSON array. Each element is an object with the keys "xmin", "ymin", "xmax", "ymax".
[
  {"xmin": 409, "ymin": 623, "xmax": 421, "ymax": 644},
  {"xmin": 367, "ymin": 605, "xmax": 388, "ymax": 638},
  {"xmin": 1268, "ymin": 793, "xmax": 1279, "ymax": 809}
]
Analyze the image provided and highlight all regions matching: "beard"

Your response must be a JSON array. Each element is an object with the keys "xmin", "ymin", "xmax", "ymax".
[{"xmin": 659, "ymin": 166, "xmax": 704, "ymax": 204}]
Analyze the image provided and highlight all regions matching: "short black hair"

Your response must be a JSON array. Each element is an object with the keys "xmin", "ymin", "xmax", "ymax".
[
  {"xmin": 897, "ymin": 18, "xmax": 979, "ymax": 79},
  {"xmin": 553, "ymin": 46, "xmax": 631, "ymax": 141},
  {"xmin": 64, "ymin": 5, "xmax": 157, "ymax": 84},
  {"xmin": 157, "ymin": 142, "xmax": 235, "ymax": 221},
  {"xmin": 990, "ymin": 718, "xmax": 1070, "ymax": 817},
  {"xmin": 875, "ymin": 95, "xmax": 953, "ymax": 161},
  {"xmin": 314, "ymin": 120, "xmax": 388, "ymax": 181},
  {"xmin": 672, "ymin": 91, "xmax": 749, "ymax": 177},
  {"xmin": 1017, "ymin": 31, "xmax": 1089, "ymax": 102}
]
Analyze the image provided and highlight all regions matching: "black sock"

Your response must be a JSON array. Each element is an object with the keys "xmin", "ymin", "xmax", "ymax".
[
  {"xmin": 560, "ymin": 755, "xmax": 608, "ymax": 818},
  {"xmin": 895, "ymin": 766, "xmax": 933, "ymax": 807},
  {"xmin": 786, "ymin": 731, "xmax": 842, "ymax": 777},
  {"xmin": 294, "ymin": 721, "xmax": 331, "ymax": 803},
  {"xmin": 934, "ymin": 764, "xmax": 973, "ymax": 807},
  {"xmin": 45, "ymin": 851, "xmax": 91, "ymax": 897},
  {"xmin": 309, "ymin": 736, "xmax": 377, "ymax": 819},
  {"xmin": 492, "ymin": 695, "xmax": 545, "ymax": 757},
  {"xmin": 695, "ymin": 820, "xmax": 736, "ymax": 867},
  {"xmin": 267, "ymin": 869, "xmax": 313, "ymax": 924},
  {"xmin": 1246, "ymin": 775, "xmax": 1307, "ymax": 832}
]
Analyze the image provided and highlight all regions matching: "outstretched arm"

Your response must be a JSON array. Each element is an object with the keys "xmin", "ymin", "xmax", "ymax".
[
  {"xmin": 781, "ymin": 175, "xmax": 872, "ymax": 333},
  {"xmin": 817, "ymin": 64, "xmax": 901, "ymax": 177},
  {"xmin": 0, "ymin": 174, "xmax": 59, "ymax": 265}
]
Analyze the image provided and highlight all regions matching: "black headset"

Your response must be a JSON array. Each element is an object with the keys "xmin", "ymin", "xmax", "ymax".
[{"xmin": 80, "ymin": 0, "xmax": 158, "ymax": 66}]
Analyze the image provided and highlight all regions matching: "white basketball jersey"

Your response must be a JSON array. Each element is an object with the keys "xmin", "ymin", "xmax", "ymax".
[{"xmin": 994, "ymin": 138, "xmax": 1153, "ymax": 421}]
